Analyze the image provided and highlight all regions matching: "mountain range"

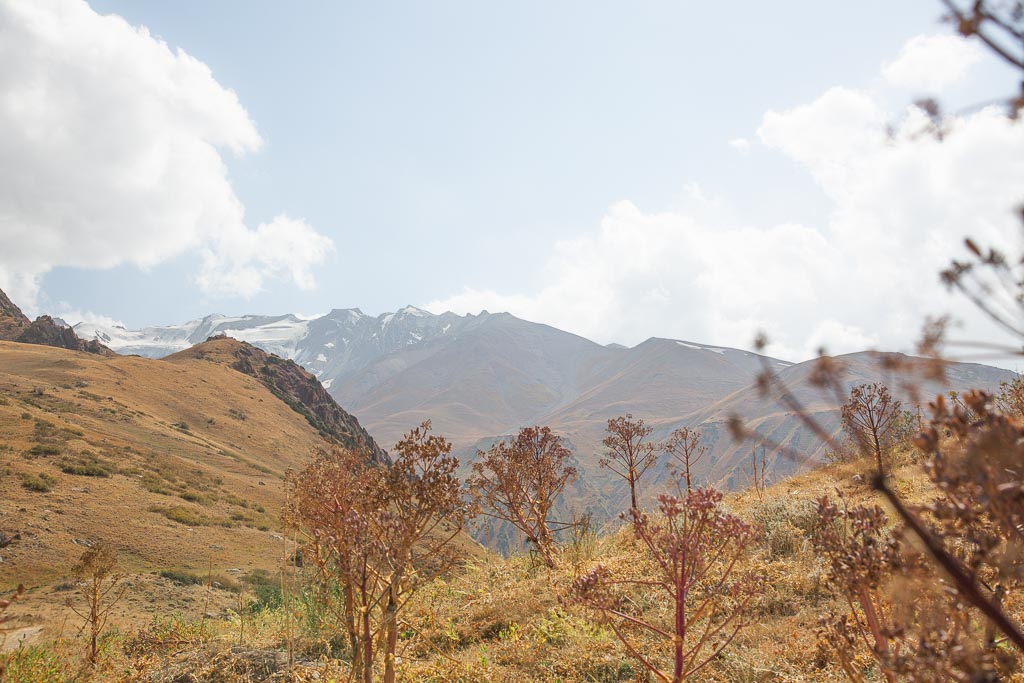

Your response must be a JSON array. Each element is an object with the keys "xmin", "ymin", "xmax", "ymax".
[{"xmin": 75, "ymin": 306, "xmax": 1016, "ymax": 531}]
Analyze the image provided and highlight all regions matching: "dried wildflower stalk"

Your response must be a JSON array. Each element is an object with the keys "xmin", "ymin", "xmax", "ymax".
[
  {"xmin": 468, "ymin": 425, "xmax": 577, "ymax": 568},
  {"xmin": 570, "ymin": 488, "xmax": 762, "ymax": 683},
  {"xmin": 601, "ymin": 414, "xmax": 661, "ymax": 514},
  {"xmin": 663, "ymin": 426, "xmax": 706, "ymax": 495},
  {"xmin": 68, "ymin": 542, "xmax": 127, "ymax": 665},
  {"xmin": 287, "ymin": 421, "xmax": 471, "ymax": 683},
  {"xmin": 840, "ymin": 383, "xmax": 902, "ymax": 477}
]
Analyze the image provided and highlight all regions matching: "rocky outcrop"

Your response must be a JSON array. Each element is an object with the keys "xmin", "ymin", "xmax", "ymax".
[
  {"xmin": 0, "ymin": 288, "xmax": 114, "ymax": 356},
  {"xmin": 176, "ymin": 336, "xmax": 389, "ymax": 465},
  {"xmin": 15, "ymin": 315, "xmax": 116, "ymax": 356},
  {"xmin": 0, "ymin": 288, "xmax": 30, "ymax": 340}
]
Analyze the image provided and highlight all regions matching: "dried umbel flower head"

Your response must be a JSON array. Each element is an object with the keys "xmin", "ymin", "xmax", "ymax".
[
  {"xmin": 569, "ymin": 488, "xmax": 762, "ymax": 683},
  {"xmin": 601, "ymin": 415, "xmax": 660, "ymax": 514},
  {"xmin": 468, "ymin": 425, "xmax": 577, "ymax": 568}
]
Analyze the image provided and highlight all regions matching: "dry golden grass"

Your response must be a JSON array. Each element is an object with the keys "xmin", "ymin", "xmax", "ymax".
[
  {"xmin": 3, "ymin": 447, "xmax": 1021, "ymax": 681},
  {"xmin": 0, "ymin": 339, "xmax": 346, "ymax": 646}
]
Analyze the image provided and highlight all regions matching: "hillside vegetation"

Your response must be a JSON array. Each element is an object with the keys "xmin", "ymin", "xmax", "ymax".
[
  {"xmin": 6, "ymin": 433, "xmax": 1014, "ymax": 682},
  {"xmin": 0, "ymin": 337, "xmax": 401, "ymax": 650}
]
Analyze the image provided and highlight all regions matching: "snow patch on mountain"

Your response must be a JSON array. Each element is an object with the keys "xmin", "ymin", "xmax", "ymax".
[{"xmin": 676, "ymin": 340, "xmax": 726, "ymax": 355}]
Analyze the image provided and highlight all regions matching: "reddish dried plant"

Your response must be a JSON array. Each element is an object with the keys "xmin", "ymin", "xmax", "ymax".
[
  {"xmin": 995, "ymin": 375, "xmax": 1024, "ymax": 418},
  {"xmin": 812, "ymin": 498, "xmax": 911, "ymax": 682},
  {"xmin": 663, "ymin": 426, "xmax": 706, "ymax": 495},
  {"xmin": 601, "ymin": 414, "xmax": 660, "ymax": 514},
  {"xmin": 570, "ymin": 488, "xmax": 762, "ymax": 683},
  {"xmin": 468, "ymin": 425, "xmax": 577, "ymax": 568},
  {"xmin": 813, "ymin": 486, "xmax": 1019, "ymax": 681},
  {"xmin": 841, "ymin": 383, "xmax": 902, "ymax": 477},
  {"xmin": 287, "ymin": 421, "xmax": 470, "ymax": 683}
]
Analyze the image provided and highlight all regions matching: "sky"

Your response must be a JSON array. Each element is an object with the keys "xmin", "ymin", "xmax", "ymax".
[{"xmin": 1, "ymin": 0, "xmax": 1022, "ymax": 363}]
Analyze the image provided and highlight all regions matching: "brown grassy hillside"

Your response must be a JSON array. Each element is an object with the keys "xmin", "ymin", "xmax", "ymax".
[{"xmin": 0, "ymin": 338, "xmax": 389, "ymax": 646}]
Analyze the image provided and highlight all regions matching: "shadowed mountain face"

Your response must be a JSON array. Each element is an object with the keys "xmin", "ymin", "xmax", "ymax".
[{"xmin": 76, "ymin": 306, "xmax": 1017, "ymax": 544}]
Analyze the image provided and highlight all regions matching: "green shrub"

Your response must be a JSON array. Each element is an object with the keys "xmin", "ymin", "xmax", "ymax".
[
  {"xmin": 59, "ymin": 454, "xmax": 113, "ymax": 477},
  {"xmin": 247, "ymin": 583, "xmax": 283, "ymax": 613},
  {"xmin": 178, "ymin": 490, "xmax": 212, "ymax": 505},
  {"xmin": 150, "ymin": 505, "xmax": 235, "ymax": 528},
  {"xmin": 0, "ymin": 643, "xmax": 71, "ymax": 683},
  {"xmin": 20, "ymin": 471, "xmax": 56, "ymax": 492},
  {"xmin": 159, "ymin": 569, "xmax": 204, "ymax": 586},
  {"xmin": 152, "ymin": 506, "xmax": 207, "ymax": 526}
]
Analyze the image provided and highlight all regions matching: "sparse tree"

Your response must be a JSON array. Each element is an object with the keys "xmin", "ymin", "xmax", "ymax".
[
  {"xmin": 840, "ymin": 383, "xmax": 902, "ymax": 476},
  {"xmin": 570, "ymin": 488, "xmax": 762, "ymax": 682},
  {"xmin": 601, "ymin": 414, "xmax": 660, "ymax": 514},
  {"xmin": 287, "ymin": 422, "xmax": 470, "ymax": 683},
  {"xmin": 286, "ymin": 446, "xmax": 376, "ymax": 679},
  {"xmin": 663, "ymin": 426, "xmax": 706, "ymax": 495},
  {"xmin": 468, "ymin": 425, "xmax": 577, "ymax": 568},
  {"xmin": 377, "ymin": 423, "xmax": 470, "ymax": 683},
  {"xmin": 68, "ymin": 543, "xmax": 126, "ymax": 665}
]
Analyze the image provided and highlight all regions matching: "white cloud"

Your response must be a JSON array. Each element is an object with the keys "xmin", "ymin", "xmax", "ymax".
[
  {"xmin": 882, "ymin": 34, "xmax": 983, "ymax": 92},
  {"xmin": 428, "ymin": 36, "xmax": 1024, "ymax": 362},
  {"xmin": 0, "ymin": 0, "xmax": 332, "ymax": 306},
  {"xmin": 54, "ymin": 308, "xmax": 125, "ymax": 329},
  {"xmin": 728, "ymin": 138, "xmax": 751, "ymax": 150},
  {"xmin": 197, "ymin": 215, "xmax": 334, "ymax": 298}
]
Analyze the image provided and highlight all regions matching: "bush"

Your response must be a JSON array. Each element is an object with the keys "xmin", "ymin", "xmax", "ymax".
[
  {"xmin": 178, "ymin": 490, "xmax": 213, "ymax": 505},
  {"xmin": 749, "ymin": 497, "xmax": 817, "ymax": 561},
  {"xmin": 59, "ymin": 454, "xmax": 113, "ymax": 477},
  {"xmin": 152, "ymin": 506, "xmax": 207, "ymax": 527},
  {"xmin": 0, "ymin": 643, "xmax": 70, "ymax": 683},
  {"xmin": 20, "ymin": 471, "xmax": 56, "ymax": 492},
  {"xmin": 159, "ymin": 569, "xmax": 204, "ymax": 586}
]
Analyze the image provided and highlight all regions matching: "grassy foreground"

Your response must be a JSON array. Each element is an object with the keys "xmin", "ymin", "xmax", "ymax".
[{"xmin": 6, "ymin": 449, "xmax": 996, "ymax": 683}]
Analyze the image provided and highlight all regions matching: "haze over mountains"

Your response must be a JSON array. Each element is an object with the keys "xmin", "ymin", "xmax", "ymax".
[{"xmin": 76, "ymin": 306, "xmax": 1016, "ymax": 521}]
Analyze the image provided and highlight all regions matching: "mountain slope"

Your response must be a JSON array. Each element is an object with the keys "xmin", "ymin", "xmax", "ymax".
[
  {"xmin": 332, "ymin": 312, "xmax": 610, "ymax": 447},
  {"xmin": 166, "ymin": 336, "xmax": 388, "ymax": 464},
  {"xmin": 0, "ymin": 337, "xmax": 392, "ymax": 595},
  {"xmin": 72, "ymin": 306, "xmax": 1018, "ymax": 532},
  {"xmin": 647, "ymin": 351, "xmax": 1016, "ymax": 490}
]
